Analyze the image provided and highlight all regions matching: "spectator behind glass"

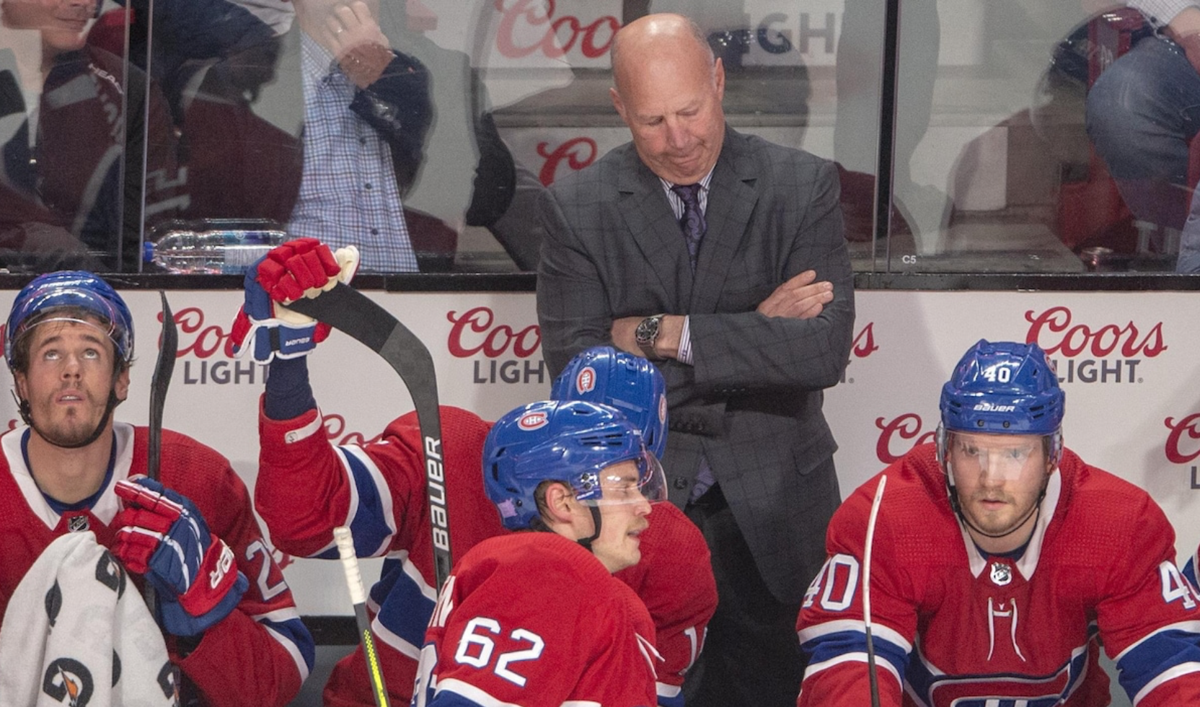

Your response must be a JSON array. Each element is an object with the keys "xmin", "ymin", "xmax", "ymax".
[
  {"xmin": 0, "ymin": 0, "xmax": 181, "ymax": 271},
  {"xmin": 1086, "ymin": 1, "xmax": 1200, "ymax": 271},
  {"xmin": 169, "ymin": 0, "xmax": 545, "ymax": 273}
]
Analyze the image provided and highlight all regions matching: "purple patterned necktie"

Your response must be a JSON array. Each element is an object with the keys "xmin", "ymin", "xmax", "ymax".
[
  {"xmin": 672, "ymin": 183, "xmax": 707, "ymax": 271},
  {"xmin": 673, "ymin": 182, "xmax": 716, "ymax": 502}
]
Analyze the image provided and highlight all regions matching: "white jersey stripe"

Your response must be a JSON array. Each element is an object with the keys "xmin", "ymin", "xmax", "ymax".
[
  {"xmin": 1133, "ymin": 661, "xmax": 1200, "ymax": 706},
  {"xmin": 434, "ymin": 678, "xmax": 524, "ymax": 707},
  {"xmin": 371, "ymin": 610, "xmax": 421, "ymax": 660},
  {"xmin": 264, "ymin": 623, "xmax": 311, "ymax": 683},
  {"xmin": 796, "ymin": 618, "xmax": 912, "ymax": 653},
  {"xmin": 341, "ymin": 444, "xmax": 396, "ymax": 557},
  {"xmin": 1116, "ymin": 620, "xmax": 1200, "ymax": 662},
  {"xmin": 804, "ymin": 651, "xmax": 903, "ymax": 687}
]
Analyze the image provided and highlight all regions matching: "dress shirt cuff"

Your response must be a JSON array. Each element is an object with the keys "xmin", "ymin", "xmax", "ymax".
[
  {"xmin": 1129, "ymin": 0, "xmax": 1200, "ymax": 28},
  {"xmin": 677, "ymin": 315, "xmax": 694, "ymax": 365}
]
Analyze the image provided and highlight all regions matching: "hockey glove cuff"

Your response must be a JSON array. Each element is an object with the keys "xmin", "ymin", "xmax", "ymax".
[{"xmin": 113, "ymin": 476, "xmax": 248, "ymax": 637}]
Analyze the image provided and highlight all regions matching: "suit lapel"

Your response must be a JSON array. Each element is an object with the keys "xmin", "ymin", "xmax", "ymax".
[
  {"xmin": 692, "ymin": 128, "xmax": 758, "ymax": 314},
  {"xmin": 618, "ymin": 148, "xmax": 694, "ymax": 304}
]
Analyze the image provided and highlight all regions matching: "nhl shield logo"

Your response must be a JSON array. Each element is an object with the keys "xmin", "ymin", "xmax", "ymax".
[
  {"xmin": 66, "ymin": 515, "xmax": 89, "ymax": 533},
  {"xmin": 990, "ymin": 562, "xmax": 1012, "ymax": 587}
]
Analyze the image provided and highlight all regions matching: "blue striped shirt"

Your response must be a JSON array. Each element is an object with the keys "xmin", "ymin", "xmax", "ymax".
[{"xmin": 288, "ymin": 33, "xmax": 418, "ymax": 272}]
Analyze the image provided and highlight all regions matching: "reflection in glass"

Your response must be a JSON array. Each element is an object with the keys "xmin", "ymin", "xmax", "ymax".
[
  {"xmin": 1085, "ymin": 5, "xmax": 1200, "ymax": 273},
  {"xmin": 143, "ymin": 0, "xmax": 550, "ymax": 273},
  {"xmin": 0, "ymin": 0, "xmax": 182, "ymax": 272},
  {"xmin": 14, "ymin": 0, "xmax": 1191, "ymax": 275}
]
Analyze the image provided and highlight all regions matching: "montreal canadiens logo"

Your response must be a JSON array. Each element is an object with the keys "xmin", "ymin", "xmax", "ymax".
[
  {"xmin": 575, "ymin": 366, "xmax": 597, "ymax": 394},
  {"xmin": 519, "ymin": 412, "xmax": 549, "ymax": 431}
]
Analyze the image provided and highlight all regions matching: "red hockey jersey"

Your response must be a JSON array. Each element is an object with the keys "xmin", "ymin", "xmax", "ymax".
[
  {"xmin": 0, "ymin": 422, "xmax": 311, "ymax": 707},
  {"xmin": 413, "ymin": 532, "xmax": 659, "ymax": 707},
  {"xmin": 615, "ymin": 502, "xmax": 716, "ymax": 705},
  {"xmin": 256, "ymin": 403, "xmax": 715, "ymax": 707},
  {"xmin": 795, "ymin": 443, "xmax": 1200, "ymax": 707}
]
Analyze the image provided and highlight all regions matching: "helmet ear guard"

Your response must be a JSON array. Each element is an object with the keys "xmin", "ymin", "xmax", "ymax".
[{"xmin": 1046, "ymin": 428, "xmax": 1063, "ymax": 468}]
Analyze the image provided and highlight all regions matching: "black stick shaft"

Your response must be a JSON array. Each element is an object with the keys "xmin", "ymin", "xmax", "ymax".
[
  {"xmin": 865, "ymin": 626, "xmax": 881, "ymax": 707},
  {"xmin": 147, "ymin": 291, "xmax": 177, "ymax": 482},
  {"xmin": 145, "ymin": 292, "xmax": 177, "ymax": 613},
  {"xmin": 289, "ymin": 285, "xmax": 452, "ymax": 589}
]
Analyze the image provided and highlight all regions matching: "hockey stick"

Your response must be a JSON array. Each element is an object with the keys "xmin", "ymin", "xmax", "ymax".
[
  {"xmin": 863, "ymin": 474, "xmax": 887, "ymax": 707},
  {"xmin": 144, "ymin": 292, "xmax": 177, "ymax": 611},
  {"xmin": 288, "ymin": 284, "xmax": 451, "ymax": 589},
  {"xmin": 335, "ymin": 526, "xmax": 391, "ymax": 707},
  {"xmin": 147, "ymin": 291, "xmax": 177, "ymax": 483}
]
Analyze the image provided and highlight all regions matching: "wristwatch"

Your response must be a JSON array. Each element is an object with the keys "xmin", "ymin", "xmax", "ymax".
[{"xmin": 635, "ymin": 314, "xmax": 665, "ymax": 360}]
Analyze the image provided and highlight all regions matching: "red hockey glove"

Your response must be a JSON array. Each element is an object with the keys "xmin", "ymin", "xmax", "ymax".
[
  {"xmin": 230, "ymin": 239, "xmax": 359, "ymax": 362},
  {"xmin": 256, "ymin": 237, "xmax": 344, "ymax": 303},
  {"xmin": 113, "ymin": 476, "xmax": 248, "ymax": 636}
]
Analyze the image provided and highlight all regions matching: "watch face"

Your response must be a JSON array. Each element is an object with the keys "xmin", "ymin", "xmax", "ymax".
[{"xmin": 636, "ymin": 316, "xmax": 660, "ymax": 344}]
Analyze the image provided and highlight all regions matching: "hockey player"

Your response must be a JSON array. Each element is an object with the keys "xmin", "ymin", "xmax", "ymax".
[
  {"xmin": 554, "ymin": 346, "xmax": 716, "ymax": 707},
  {"xmin": 239, "ymin": 238, "xmax": 716, "ymax": 706},
  {"xmin": 0, "ymin": 271, "xmax": 312, "ymax": 706},
  {"xmin": 413, "ymin": 399, "xmax": 662, "ymax": 706},
  {"xmin": 795, "ymin": 339, "xmax": 1200, "ymax": 707}
]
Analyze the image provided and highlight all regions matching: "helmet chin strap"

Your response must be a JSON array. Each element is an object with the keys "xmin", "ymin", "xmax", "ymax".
[
  {"xmin": 946, "ymin": 470, "xmax": 1050, "ymax": 542},
  {"xmin": 15, "ymin": 384, "xmax": 123, "ymax": 450},
  {"xmin": 576, "ymin": 505, "xmax": 603, "ymax": 552}
]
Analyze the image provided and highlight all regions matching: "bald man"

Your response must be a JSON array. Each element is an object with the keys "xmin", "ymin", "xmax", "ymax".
[{"xmin": 537, "ymin": 13, "xmax": 855, "ymax": 706}]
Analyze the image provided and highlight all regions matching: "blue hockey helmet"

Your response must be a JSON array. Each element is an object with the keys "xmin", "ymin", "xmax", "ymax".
[
  {"xmin": 5, "ymin": 271, "xmax": 135, "ymax": 372},
  {"xmin": 550, "ymin": 346, "xmax": 668, "ymax": 460},
  {"xmin": 939, "ymin": 339, "xmax": 1064, "ymax": 437},
  {"xmin": 482, "ymin": 400, "xmax": 667, "ymax": 532}
]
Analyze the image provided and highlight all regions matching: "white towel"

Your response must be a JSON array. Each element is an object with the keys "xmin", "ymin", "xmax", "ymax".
[{"xmin": 0, "ymin": 532, "xmax": 177, "ymax": 707}]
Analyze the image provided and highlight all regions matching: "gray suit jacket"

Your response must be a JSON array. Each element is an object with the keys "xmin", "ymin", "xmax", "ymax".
[{"xmin": 537, "ymin": 125, "xmax": 855, "ymax": 602}]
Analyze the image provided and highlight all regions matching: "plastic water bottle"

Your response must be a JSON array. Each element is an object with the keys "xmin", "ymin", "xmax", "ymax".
[{"xmin": 145, "ymin": 219, "xmax": 287, "ymax": 274}]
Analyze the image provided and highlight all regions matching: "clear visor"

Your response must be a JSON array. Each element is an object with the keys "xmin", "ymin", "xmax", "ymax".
[
  {"xmin": 11, "ymin": 286, "xmax": 126, "ymax": 359},
  {"xmin": 581, "ymin": 450, "xmax": 668, "ymax": 507},
  {"xmin": 944, "ymin": 431, "xmax": 1050, "ymax": 483},
  {"xmin": 18, "ymin": 316, "xmax": 118, "ymax": 354}
]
